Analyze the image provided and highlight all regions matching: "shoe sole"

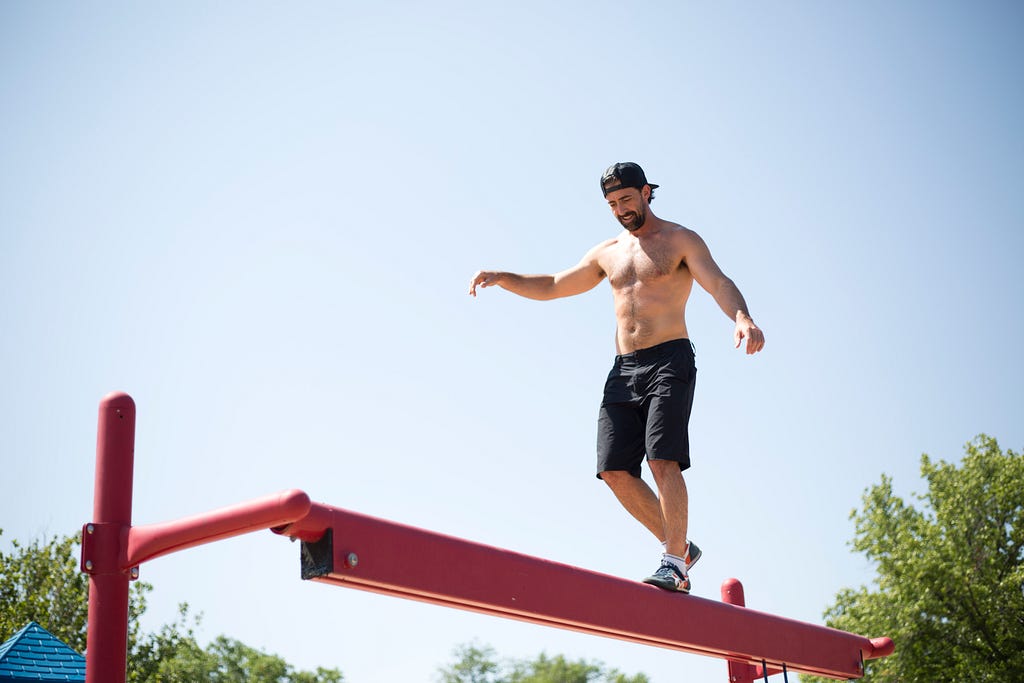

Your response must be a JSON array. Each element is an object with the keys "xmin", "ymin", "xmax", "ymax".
[{"xmin": 642, "ymin": 576, "xmax": 691, "ymax": 594}]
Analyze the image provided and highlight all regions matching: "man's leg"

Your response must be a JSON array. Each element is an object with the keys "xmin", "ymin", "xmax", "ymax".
[
  {"xmin": 604, "ymin": 463, "xmax": 693, "ymax": 594},
  {"xmin": 648, "ymin": 460, "xmax": 688, "ymax": 558},
  {"xmin": 598, "ymin": 470, "xmax": 666, "ymax": 541}
]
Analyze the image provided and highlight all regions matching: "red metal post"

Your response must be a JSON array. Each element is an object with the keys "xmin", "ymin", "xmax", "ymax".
[
  {"xmin": 83, "ymin": 392, "xmax": 136, "ymax": 683},
  {"xmin": 80, "ymin": 392, "xmax": 313, "ymax": 683},
  {"xmin": 722, "ymin": 579, "xmax": 759, "ymax": 683}
]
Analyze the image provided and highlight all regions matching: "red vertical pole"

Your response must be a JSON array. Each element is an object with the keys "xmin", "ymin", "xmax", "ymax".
[
  {"xmin": 84, "ymin": 392, "xmax": 136, "ymax": 683},
  {"xmin": 722, "ymin": 578, "xmax": 759, "ymax": 683}
]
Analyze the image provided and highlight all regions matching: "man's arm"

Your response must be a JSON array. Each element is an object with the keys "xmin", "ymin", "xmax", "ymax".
[
  {"xmin": 680, "ymin": 231, "xmax": 766, "ymax": 355},
  {"xmin": 469, "ymin": 242, "xmax": 608, "ymax": 301}
]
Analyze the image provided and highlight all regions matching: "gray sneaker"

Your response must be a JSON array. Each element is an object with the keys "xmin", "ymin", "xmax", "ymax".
[
  {"xmin": 643, "ymin": 562, "xmax": 691, "ymax": 593},
  {"xmin": 684, "ymin": 541, "xmax": 702, "ymax": 572}
]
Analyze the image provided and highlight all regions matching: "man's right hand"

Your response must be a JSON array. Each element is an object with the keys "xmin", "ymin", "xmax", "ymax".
[{"xmin": 469, "ymin": 270, "xmax": 504, "ymax": 297}]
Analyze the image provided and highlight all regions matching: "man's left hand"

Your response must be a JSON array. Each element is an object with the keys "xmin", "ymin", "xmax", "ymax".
[{"xmin": 734, "ymin": 318, "xmax": 765, "ymax": 355}]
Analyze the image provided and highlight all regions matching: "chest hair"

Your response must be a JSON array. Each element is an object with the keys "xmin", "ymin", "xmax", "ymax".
[{"xmin": 606, "ymin": 238, "xmax": 684, "ymax": 288}]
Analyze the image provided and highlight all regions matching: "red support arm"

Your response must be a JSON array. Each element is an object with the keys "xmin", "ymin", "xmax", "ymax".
[
  {"xmin": 276, "ymin": 503, "xmax": 894, "ymax": 681},
  {"xmin": 126, "ymin": 489, "xmax": 311, "ymax": 568}
]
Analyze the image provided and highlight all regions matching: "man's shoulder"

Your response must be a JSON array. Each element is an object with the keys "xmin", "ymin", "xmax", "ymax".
[
  {"xmin": 649, "ymin": 220, "xmax": 703, "ymax": 246},
  {"xmin": 580, "ymin": 235, "xmax": 624, "ymax": 269},
  {"xmin": 660, "ymin": 220, "xmax": 698, "ymax": 236},
  {"xmin": 589, "ymin": 234, "xmax": 625, "ymax": 253}
]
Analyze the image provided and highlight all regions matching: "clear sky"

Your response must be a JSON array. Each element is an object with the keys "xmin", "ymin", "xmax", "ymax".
[{"xmin": 2, "ymin": 2, "xmax": 1022, "ymax": 681}]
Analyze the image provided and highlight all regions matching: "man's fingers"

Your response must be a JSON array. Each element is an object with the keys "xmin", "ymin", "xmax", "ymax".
[
  {"xmin": 469, "ymin": 271, "xmax": 485, "ymax": 296},
  {"xmin": 735, "ymin": 325, "xmax": 765, "ymax": 354},
  {"xmin": 746, "ymin": 329, "xmax": 765, "ymax": 354},
  {"xmin": 470, "ymin": 271, "xmax": 500, "ymax": 296}
]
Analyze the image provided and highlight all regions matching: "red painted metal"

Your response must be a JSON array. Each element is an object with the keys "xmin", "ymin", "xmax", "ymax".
[
  {"xmin": 84, "ymin": 392, "xmax": 136, "ymax": 683},
  {"xmin": 276, "ymin": 503, "xmax": 894, "ymax": 680},
  {"xmin": 82, "ymin": 393, "xmax": 313, "ymax": 683},
  {"xmin": 721, "ymin": 578, "xmax": 759, "ymax": 683},
  {"xmin": 126, "ymin": 489, "xmax": 311, "ymax": 567},
  {"xmin": 83, "ymin": 392, "xmax": 893, "ymax": 681},
  {"xmin": 868, "ymin": 637, "xmax": 895, "ymax": 658}
]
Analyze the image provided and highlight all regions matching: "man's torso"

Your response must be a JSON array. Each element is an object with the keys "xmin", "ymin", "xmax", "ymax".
[{"xmin": 596, "ymin": 221, "xmax": 695, "ymax": 354}]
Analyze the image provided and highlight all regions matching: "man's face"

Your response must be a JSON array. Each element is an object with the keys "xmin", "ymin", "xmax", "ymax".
[{"xmin": 605, "ymin": 187, "xmax": 648, "ymax": 231}]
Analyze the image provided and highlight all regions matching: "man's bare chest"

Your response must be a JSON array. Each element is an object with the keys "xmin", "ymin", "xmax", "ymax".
[{"xmin": 603, "ymin": 240, "xmax": 686, "ymax": 287}]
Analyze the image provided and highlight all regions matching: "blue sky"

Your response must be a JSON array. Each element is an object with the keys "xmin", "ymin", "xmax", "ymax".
[{"xmin": 2, "ymin": 2, "xmax": 1022, "ymax": 681}]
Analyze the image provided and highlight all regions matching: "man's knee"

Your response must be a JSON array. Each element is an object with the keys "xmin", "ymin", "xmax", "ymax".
[
  {"xmin": 599, "ymin": 469, "xmax": 636, "ymax": 489},
  {"xmin": 648, "ymin": 458, "xmax": 685, "ymax": 484}
]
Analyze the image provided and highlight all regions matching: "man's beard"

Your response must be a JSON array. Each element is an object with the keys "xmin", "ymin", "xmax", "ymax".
[{"xmin": 617, "ymin": 206, "xmax": 647, "ymax": 231}]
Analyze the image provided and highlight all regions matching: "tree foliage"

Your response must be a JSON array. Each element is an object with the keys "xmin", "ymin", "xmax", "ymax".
[
  {"xmin": 0, "ymin": 530, "xmax": 343, "ymax": 682},
  {"xmin": 0, "ymin": 530, "xmax": 150, "ymax": 655},
  {"xmin": 438, "ymin": 643, "xmax": 503, "ymax": 683},
  {"xmin": 437, "ymin": 642, "xmax": 649, "ymax": 683},
  {"xmin": 803, "ymin": 435, "xmax": 1024, "ymax": 682},
  {"xmin": 131, "ymin": 615, "xmax": 345, "ymax": 683}
]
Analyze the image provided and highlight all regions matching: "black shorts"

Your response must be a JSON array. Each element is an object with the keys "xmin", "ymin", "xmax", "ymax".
[{"xmin": 596, "ymin": 339, "xmax": 696, "ymax": 478}]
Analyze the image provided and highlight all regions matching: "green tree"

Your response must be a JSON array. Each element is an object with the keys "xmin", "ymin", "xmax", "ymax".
[
  {"xmin": 438, "ymin": 642, "xmax": 649, "ymax": 683},
  {"xmin": 508, "ymin": 651, "xmax": 649, "ymax": 682},
  {"xmin": 129, "ymin": 610, "xmax": 344, "ymax": 683},
  {"xmin": 507, "ymin": 652, "xmax": 603, "ymax": 683},
  {"xmin": 803, "ymin": 435, "xmax": 1024, "ymax": 682},
  {"xmin": 439, "ymin": 643, "xmax": 502, "ymax": 683},
  {"xmin": 128, "ymin": 602, "xmax": 214, "ymax": 682},
  {"xmin": 0, "ymin": 530, "xmax": 343, "ymax": 682},
  {"xmin": 0, "ymin": 530, "xmax": 150, "ymax": 655},
  {"xmin": 202, "ymin": 636, "xmax": 342, "ymax": 683}
]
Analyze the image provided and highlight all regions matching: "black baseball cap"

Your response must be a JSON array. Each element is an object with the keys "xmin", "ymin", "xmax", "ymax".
[{"xmin": 600, "ymin": 162, "xmax": 659, "ymax": 197}]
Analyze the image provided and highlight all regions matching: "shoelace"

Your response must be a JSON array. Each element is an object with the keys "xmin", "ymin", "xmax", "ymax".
[{"xmin": 659, "ymin": 562, "xmax": 686, "ymax": 580}]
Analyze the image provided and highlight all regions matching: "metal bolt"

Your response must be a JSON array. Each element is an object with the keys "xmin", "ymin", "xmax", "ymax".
[
  {"xmin": 346, "ymin": 552, "xmax": 359, "ymax": 568},
  {"xmin": 86, "ymin": 524, "xmax": 95, "ymax": 534},
  {"xmin": 130, "ymin": 567, "xmax": 140, "ymax": 579},
  {"xmin": 85, "ymin": 560, "xmax": 93, "ymax": 571}
]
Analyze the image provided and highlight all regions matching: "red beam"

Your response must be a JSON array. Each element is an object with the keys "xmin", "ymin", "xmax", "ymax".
[
  {"xmin": 276, "ymin": 504, "xmax": 894, "ymax": 680},
  {"xmin": 84, "ymin": 392, "xmax": 893, "ymax": 682}
]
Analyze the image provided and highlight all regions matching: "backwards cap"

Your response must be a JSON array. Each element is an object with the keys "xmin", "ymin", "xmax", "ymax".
[{"xmin": 601, "ymin": 162, "xmax": 659, "ymax": 197}]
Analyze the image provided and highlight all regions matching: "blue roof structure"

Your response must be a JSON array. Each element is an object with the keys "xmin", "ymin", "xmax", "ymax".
[{"xmin": 0, "ymin": 622, "xmax": 85, "ymax": 681}]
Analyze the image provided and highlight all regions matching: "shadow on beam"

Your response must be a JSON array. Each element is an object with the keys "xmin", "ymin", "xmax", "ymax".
[{"xmin": 274, "ymin": 503, "xmax": 893, "ymax": 680}]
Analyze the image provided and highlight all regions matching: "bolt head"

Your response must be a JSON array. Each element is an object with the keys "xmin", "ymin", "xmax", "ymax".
[
  {"xmin": 86, "ymin": 524, "xmax": 95, "ymax": 534},
  {"xmin": 85, "ymin": 560, "xmax": 93, "ymax": 571},
  {"xmin": 130, "ymin": 567, "xmax": 140, "ymax": 579},
  {"xmin": 346, "ymin": 552, "xmax": 359, "ymax": 568}
]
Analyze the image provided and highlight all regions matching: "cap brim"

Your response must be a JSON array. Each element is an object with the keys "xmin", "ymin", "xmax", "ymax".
[{"xmin": 601, "ymin": 182, "xmax": 659, "ymax": 196}]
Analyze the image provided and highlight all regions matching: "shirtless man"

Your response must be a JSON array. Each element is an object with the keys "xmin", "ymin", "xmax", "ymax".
[{"xmin": 469, "ymin": 162, "xmax": 764, "ymax": 593}]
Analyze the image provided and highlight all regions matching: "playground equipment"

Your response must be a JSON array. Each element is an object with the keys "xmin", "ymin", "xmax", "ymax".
[{"xmin": 81, "ymin": 392, "xmax": 893, "ymax": 682}]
